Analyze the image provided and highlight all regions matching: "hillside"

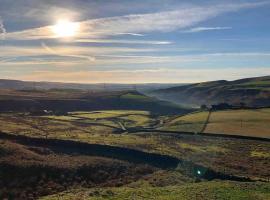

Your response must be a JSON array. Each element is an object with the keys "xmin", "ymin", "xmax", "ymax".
[
  {"xmin": 150, "ymin": 76, "xmax": 270, "ymax": 107},
  {"xmin": 0, "ymin": 89, "xmax": 190, "ymax": 115}
]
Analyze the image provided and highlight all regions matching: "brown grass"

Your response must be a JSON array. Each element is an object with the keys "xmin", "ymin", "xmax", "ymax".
[{"xmin": 205, "ymin": 109, "xmax": 270, "ymax": 138}]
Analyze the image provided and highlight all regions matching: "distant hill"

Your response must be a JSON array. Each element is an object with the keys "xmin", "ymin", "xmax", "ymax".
[
  {"xmin": 150, "ymin": 76, "xmax": 270, "ymax": 107},
  {"xmin": 0, "ymin": 89, "xmax": 191, "ymax": 115},
  {"xmin": 0, "ymin": 79, "xmax": 184, "ymax": 92}
]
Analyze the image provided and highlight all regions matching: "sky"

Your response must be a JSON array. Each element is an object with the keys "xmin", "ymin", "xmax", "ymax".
[{"xmin": 0, "ymin": 0, "xmax": 270, "ymax": 83}]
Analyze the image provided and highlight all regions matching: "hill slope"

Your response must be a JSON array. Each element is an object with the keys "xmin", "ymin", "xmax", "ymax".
[
  {"xmin": 0, "ymin": 89, "xmax": 190, "ymax": 115},
  {"xmin": 150, "ymin": 76, "xmax": 270, "ymax": 107}
]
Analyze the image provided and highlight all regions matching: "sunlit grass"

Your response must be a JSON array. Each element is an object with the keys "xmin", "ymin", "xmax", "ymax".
[
  {"xmin": 40, "ymin": 181, "xmax": 270, "ymax": 200},
  {"xmin": 205, "ymin": 108, "xmax": 270, "ymax": 138},
  {"xmin": 250, "ymin": 151, "xmax": 270, "ymax": 158},
  {"xmin": 162, "ymin": 111, "xmax": 209, "ymax": 132},
  {"xmin": 177, "ymin": 142, "xmax": 227, "ymax": 153}
]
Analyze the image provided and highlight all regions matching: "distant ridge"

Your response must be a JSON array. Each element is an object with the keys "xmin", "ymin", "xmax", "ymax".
[
  {"xmin": 150, "ymin": 76, "xmax": 270, "ymax": 107},
  {"xmin": 0, "ymin": 79, "xmax": 184, "ymax": 91}
]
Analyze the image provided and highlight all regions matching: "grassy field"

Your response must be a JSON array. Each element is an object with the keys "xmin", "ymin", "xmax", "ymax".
[
  {"xmin": 205, "ymin": 108, "xmax": 270, "ymax": 138},
  {"xmin": 161, "ymin": 108, "xmax": 270, "ymax": 138},
  {"xmin": 0, "ymin": 110, "xmax": 154, "ymax": 137},
  {"xmin": 40, "ymin": 181, "xmax": 270, "ymax": 200},
  {"xmin": 0, "ymin": 109, "xmax": 269, "ymax": 199},
  {"xmin": 0, "ymin": 111, "xmax": 269, "ymax": 182},
  {"xmin": 161, "ymin": 111, "xmax": 209, "ymax": 133},
  {"xmin": 69, "ymin": 110, "xmax": 153, "ymax": 128},
  {"xmin": 120, "ymin": 93, "xmax": 154, "ymax": 102}
]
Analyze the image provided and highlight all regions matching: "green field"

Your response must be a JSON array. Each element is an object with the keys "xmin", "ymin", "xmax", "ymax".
[{"xmin": 69, "ymin": 110, "xmax": 153, "ymax": 128}]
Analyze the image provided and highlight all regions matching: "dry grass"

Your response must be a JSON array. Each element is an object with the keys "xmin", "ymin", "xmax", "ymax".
[
  {"xmin": 40, "ymin": 181, "xmax": 270, "ymax": 200},
  {"xmin": 162, "ymin": 111, "xmax": 209, "ymax": 132},
  {"xmin": 0, "ymin": 111, "xmax": 269, "ymax": 181},
  {"xmin": 251, "ymin": 151, "xmax": 270, "ymax": 158},
  {"xmin": 0, "ymin": 138, "xmax": 155, "ymax": 199},
  {"xmin": 177, "ymin": 142, "xmax": 227, "ymax": 153},
  {"xmin": 205, "ymin": 108, "xmax": 270, "ymax": 138}
]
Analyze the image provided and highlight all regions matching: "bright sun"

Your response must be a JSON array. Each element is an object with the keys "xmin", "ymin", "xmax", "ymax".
[{"xmin": 52, "ymin": 19, "xmax": 79, "ymax": 38}]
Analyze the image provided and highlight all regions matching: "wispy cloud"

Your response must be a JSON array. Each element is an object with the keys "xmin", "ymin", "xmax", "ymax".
[
  {"xmin": 0, "ymin": 45, "xmax": 197, "ymax": 66},
  {"xmin": 201, "ymin": 52, "xmax": 270, "ymax": 57},
  {"xmin": 184, "ymin": 26, "xmax": 232, "ymax": 33},
  {"xmin": 74, "ymin": 39, "xmax": 172, "ymax": 45},
  {"xmin": 114, "ymin": 32, "xmax": 145, "ymax": 37},
  {"xmin": 2, "ymin": 42, "xmax": 270, "ymax": 68},
  {"xmin": 0, "ymin": 17, "xmax": 6, "ymax": 38},
  {"xmin": 2, "ymin": 1, "xmax": 268, "ymax": 41},
  {"xmin": 0, "ymin": 45, "xmax": 158, "ymax": 58},
  {"xmin": 40, "ymin": 42, "xmax": 95, "ymax": 61}
]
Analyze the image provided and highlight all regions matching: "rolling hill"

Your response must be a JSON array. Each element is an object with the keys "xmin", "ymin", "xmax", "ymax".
[
  {"xmin": 150, "ymin": 76, "xmax": 270, "ymax": 107},
  {"xmin": 0, "ymin": 89, "xmax": 191, "ymax": 115}
]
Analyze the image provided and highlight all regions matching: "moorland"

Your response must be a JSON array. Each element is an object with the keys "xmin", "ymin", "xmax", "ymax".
[{"xmin": 0, "ymin": 76, "xmax": 269, "ymax": 200}]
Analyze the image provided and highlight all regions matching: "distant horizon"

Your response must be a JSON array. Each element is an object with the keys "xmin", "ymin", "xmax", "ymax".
[{"xmin": 1, "ymin": 74, "xmax": 269, "ymax": 85}]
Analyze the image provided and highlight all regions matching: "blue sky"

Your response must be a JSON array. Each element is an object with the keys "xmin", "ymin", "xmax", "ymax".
[{"xmin": 0, "ymin": 0, "xmax": 270, "ymax": 83}]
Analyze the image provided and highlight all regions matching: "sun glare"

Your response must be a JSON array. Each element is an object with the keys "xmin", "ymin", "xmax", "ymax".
[{"xmin": 52, "ymin": 19, "xmax": 79, "ymax": 38}]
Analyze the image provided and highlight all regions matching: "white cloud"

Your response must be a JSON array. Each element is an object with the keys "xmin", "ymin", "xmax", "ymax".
[
  {"xmin": 2, "ymin": 1, "xmax": 268, "ymax": 41},
  {"xmin": 79, "ymin": 1, "xmax": 267, "ymax": 35},
  {"xmin": 184, "ymin": 26, "xmax": 232, "ymax": 33},
  {"xmin": 0, "ymin": 17, "xmax": 6, "ymax": 38}
]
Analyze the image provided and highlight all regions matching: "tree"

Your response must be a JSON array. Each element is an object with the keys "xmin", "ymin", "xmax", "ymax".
[
  {"xmin": 240, "ymin": 102, "xmax": 246, "ymax": 108},
  {"xmin": 200, "ymin": 104, "xmax": 208, "ymax": 110}
]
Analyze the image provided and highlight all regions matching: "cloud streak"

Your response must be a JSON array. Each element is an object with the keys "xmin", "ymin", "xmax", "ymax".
[
  {"xmin": 2, "ymin": 43, "xmax": 270, "ymax": 67},
  {"xmin": 74, "ymin": 39, "xmax": 172, "ymax": 45},
  {"xmin": 184, "ymin": 26, "xmax": 232, "ymax": 33},
  {"xmin": 0, "ymin": 45, "xmax": 158, "ymax": 59}
]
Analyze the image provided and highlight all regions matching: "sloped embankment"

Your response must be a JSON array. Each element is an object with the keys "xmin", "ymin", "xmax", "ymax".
[{"xmin": 0, "ymin": 132, "xmax": 255, "ymax": 199}]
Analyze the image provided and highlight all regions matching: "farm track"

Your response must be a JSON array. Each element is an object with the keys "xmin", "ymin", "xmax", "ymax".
[{"xmin": 0, "ymin": 131, "xmax": 262, "ymax": 182}]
